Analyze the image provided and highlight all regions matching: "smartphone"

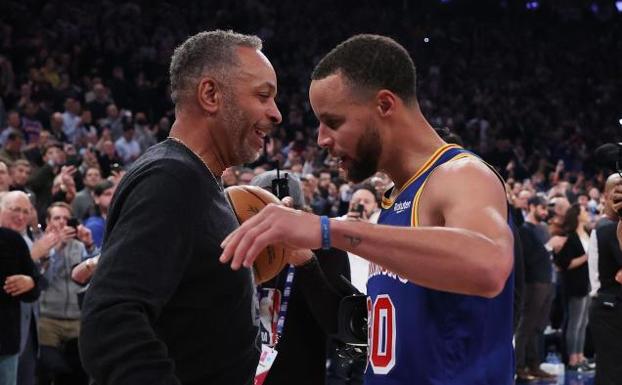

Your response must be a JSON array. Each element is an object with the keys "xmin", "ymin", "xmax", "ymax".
[
  {"xmin": 67, "ymin": 217, "xmax": 80, "ymax": 231},
  {"xmin": 353, "ymin": 203, "xmax": 365, "ymax": 216}
]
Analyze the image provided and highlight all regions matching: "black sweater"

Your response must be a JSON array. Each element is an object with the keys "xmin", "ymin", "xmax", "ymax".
[
  {"xmin": 80, "ymin": 140, "xmax": 259, "ymax": 385},
  {"xmin": 0, "ymin": 227, "xmax": 41, "ymax": 355},
  {"xmin": 554, "ymin": 232, "xmax": 590, "ymax": 298}
]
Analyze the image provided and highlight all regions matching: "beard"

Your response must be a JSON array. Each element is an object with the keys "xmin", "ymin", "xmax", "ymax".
[
  {"xmin": 347, "ymin": 123, "xmax": 382, "ymax": 183},
  {"xmin": 222, "ymin": 94, "xmax": 262, "ymax": 165}
]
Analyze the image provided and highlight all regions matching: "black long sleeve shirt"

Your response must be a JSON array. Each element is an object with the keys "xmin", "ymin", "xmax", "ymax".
[{"xmin": 80, "ymin": 140, "xmax": 259, "ymax": 385}]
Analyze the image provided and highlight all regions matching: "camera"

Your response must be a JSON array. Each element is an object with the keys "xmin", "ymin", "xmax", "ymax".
[{"xmin": 337, "ymin": 294, "xmax": 368, "ymax": 346}]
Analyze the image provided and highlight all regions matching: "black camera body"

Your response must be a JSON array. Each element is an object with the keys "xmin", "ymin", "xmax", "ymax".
[{"xmin": 337, "ymin": 294, "xmax": 368, "ymax": 346}]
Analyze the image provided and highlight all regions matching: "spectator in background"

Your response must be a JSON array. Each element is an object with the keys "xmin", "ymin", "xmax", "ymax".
[
  {"xmin": 0, "ymin": 161, "xmax": 11, "ymax": 193},
  {"xmin": 84, "ymin": 180, "xmax": 114, "ymax": 249},
  {"xmin": 100, "ymin": 105, "xmax": 123, "ymax": 140},
  {"xmin": 62, "ymin": 97, "xmax": 82, "ymax": 143},
  {"xmin": 0, "ymin": 191, "xmax": 47, "ymax": 385},
  {"xmin": 23, "ymin": 130, "xmax": 52, "ymax": 169},
  {"xmin": 74, "ymin": 110, "xmax": 98, "ymax": 150},
  {"xmin": 515, "ymin": 196, "xmax": 556, "ymax": 381},
  {"xmin": 20, "ymin": 103, "xmax": 43, "ymax": 146},
  {"xmin": 51, "ymin": 171, "xmax": 77, "ymax": 206},
  {"xmin": 48, "ymin": 113, "xmax": 68, "ymax": 144},
  {"xmin": 0, "ymin": 219, "xmax": 41, "ymax": 385},
  {"xmin": 548, "ymin": 196, "xmax": 570, "ymax": 236},
  {"xmin": 28, "ymin": 142, "xmax": 70, "ymax": 220},
  {"xmin": 0, "ymin": 110, "xmax": 21, "ymax": 146},
  {"xmin": 86, "ymin": 83, "xmax": 112, "ymax": 123},
  {"xmin": 552, "ymin": 204, "xmax": 592, "ymax": 371},
  {"xmin": 8, "ymin": 160, "xmax": 35, "ymax": 202},
  {"xmin": 133, "ymin": 112, "xmax": 156, "ymax": 152},
  {"xmin": 96, "ymin": 139, "xmax": 122, "ymax": 178},
  {"xmin": 0, "ymin": 130, "xmax": 25, "ymax": 166},
  {"xmin": 114, "ymin": 123, "xmax": 140, "ymax": 165},
  {"xmin": 38, "ymin": 202, "xmax": 94, "ymax": 385},
  {"xmin": 72, "ymin": 167, "xmax": 102, "ymax": 220}
]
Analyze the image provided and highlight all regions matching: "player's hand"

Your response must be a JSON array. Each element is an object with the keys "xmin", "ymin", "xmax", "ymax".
[
  {"xmin": 220, "ymin": 204, "xmax": 321, "ymax": 270},
  {"xmin": 615, "ymin": 268, "xmax": 622, "ymax": 284},
  {"xmin": 3, "ymin": 275, "xmax": 35, "ymax": 296}
]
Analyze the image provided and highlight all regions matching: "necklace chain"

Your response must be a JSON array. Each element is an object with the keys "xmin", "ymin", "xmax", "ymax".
[{"xmin": 168, "ymin": 136, "xmax": 222, "ymax": 191}]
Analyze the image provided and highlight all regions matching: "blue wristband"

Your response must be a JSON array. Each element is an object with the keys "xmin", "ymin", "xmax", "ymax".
[{"xmin": 320, "ymin": 215, "xmax": 331, "ymax": 250}]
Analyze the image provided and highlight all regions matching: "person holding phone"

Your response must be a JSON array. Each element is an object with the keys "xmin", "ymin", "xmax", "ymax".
[{"xmin": 37, "ymin": 202, "xmax": 95, "ymax": 383}]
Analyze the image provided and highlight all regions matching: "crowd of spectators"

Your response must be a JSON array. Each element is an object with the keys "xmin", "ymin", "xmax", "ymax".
[{"xmin": 0, "ymin": 0, "xmax": 620, "ymax": 383}]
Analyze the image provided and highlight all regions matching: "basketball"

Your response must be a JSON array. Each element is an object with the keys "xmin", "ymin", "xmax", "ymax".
[{"xmin": 224, "ymin": 185, "xmax": 290, "ymax": 284}]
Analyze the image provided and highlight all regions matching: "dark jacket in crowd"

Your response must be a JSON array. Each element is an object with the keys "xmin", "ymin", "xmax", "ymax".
[
  {"xmin": 555, "ymin": 232, "xmax": 590, "ymax": 298},
  {"xmin": 0, "ymin": 227, "xmax": 42, "ymax": 355}
]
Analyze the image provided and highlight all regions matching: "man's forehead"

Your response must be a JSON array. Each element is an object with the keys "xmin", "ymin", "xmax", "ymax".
[
  {"xmin": 235, "ymin": 48, "xmax": 277, "ymax": 86},
  {"xmin": 309, "ymin": 73, "xmax": 360, "ymax": 115},
  {"xmin": 353, "ymin": 189, "xmax": 375, "ymax": 200},
  {"xmin": 51, "ymin": 207, "xmax": 71, "ymax": 216}
]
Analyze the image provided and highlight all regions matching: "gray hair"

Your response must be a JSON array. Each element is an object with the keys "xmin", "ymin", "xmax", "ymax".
[
  {"xmin": 169, "ymin": 30, "xmax": 262, "ymax": 105},
  {"xmin": 0, "ymin": 190, "xmax": 30, "ymax": 211}
]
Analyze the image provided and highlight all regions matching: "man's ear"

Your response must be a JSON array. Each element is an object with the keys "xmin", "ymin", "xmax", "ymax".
[
  {"xmin": 376, "ymin": 90, "xmax": 396, "ymax": 117},
  {"xmin": 197, "ymin": 77, "xmax": 221, "ymax": 115}
]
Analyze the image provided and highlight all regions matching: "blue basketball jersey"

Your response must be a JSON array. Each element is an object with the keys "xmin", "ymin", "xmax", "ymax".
[{"xmin": 365, "ymin": 144, "xmax": 514, "ymax": 385}]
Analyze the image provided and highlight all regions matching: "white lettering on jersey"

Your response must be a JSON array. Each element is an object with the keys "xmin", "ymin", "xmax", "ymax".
[{"xmin": 393, "ymin": 200, "xmax": 412, "ymax": 214}]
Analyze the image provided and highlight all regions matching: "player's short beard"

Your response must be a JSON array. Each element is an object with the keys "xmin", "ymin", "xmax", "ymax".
[
  {"xmin": 222, "ymin": 91, "xmax": 260, "ymax": 165},
  {"xmin": 348, "ymin": 123, "xmax": 382, "ymax": 183}
]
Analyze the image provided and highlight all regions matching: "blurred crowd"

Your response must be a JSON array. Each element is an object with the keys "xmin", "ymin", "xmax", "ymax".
[{"xmin": 0, "ymin": 0, "xmax": 621, "ymax": 384}]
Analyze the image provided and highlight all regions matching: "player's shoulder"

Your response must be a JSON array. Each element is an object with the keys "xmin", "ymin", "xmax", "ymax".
[
  {"xmin": 424, "ymin": 154, "xmax": 507, "ymax": 209},
  {"xmin": 434, "ymin": 155, "xmax": 504, "ymax": 189}
]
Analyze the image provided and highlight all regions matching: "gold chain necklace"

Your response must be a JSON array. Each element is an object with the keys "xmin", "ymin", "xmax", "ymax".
[{"xmin": 168, "ymin": 136, "xmax": 222, "ymax": 191}]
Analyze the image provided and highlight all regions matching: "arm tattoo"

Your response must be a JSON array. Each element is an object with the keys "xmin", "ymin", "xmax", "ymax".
[{"xmin": 344, "ymin": 234, "xmax": 362, "ymax": 248}]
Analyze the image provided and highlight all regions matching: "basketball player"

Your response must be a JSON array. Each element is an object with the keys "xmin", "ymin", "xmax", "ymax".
[
  {"xmin": 220, "ymin": 34, "xmax": 514, "ymax": 385},
  {"xmin": 80, "ymin": 30, "xmax": 282, "ymax": 385}
]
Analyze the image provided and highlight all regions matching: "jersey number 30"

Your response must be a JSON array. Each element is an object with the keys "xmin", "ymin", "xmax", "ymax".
[{"xmin": 367, "ymin": 294, "xmax": 396, "ymax": 374}]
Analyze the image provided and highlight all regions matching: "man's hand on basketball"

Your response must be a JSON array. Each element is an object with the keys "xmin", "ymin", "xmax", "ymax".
[{"xmin": 219, "ymin": 204, "xmax": 321, "ymax": 270}]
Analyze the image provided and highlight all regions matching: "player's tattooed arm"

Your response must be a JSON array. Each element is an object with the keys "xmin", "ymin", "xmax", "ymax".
[{"xmin": 344, "ymin": 234, "xmax": 362, "ymax": 248}]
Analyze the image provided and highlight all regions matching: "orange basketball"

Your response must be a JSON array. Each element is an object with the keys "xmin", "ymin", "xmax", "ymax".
[{"xmin": 224, "ymin": 185, "xmax": 290, "ymax": 284}]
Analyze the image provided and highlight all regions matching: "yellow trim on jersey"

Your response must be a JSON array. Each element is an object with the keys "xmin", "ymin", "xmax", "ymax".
[
  {"xmin": 411, "ymin": 152, "xmax": 473, "ymax": 227},
  {"xmin": 381, "ymin": 143, "xmax": 462, "ymax": 209}
]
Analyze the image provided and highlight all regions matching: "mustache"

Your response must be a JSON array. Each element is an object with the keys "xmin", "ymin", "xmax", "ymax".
[{"xmin": 255, "ymin": 123, "xmax": 276, "ymax": 132}]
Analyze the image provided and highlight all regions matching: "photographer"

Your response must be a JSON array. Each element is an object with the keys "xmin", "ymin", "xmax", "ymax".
[
  {"xmin": 327, "ymin": 186, "xmax": 379, "ymax": 385},
  {"xmin": 250, "ymin": 170, "xmax": 351, "ymax": 385},
  {"xmin": 340, "ymin": 186, "xmax": 380, "ymax": 293},
  {"xmin": 590, "ymin": 173, "xmax": 622, "ymax": 384}
]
